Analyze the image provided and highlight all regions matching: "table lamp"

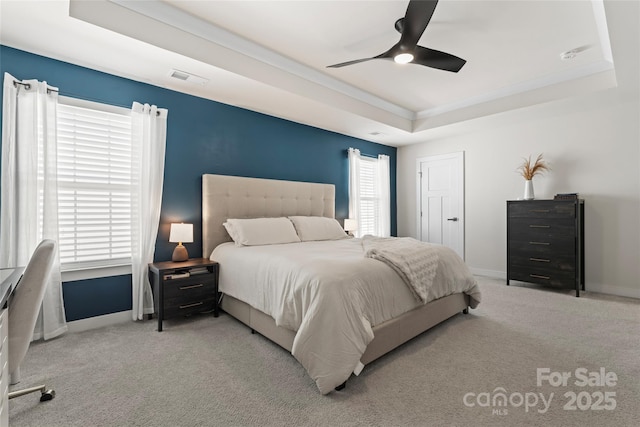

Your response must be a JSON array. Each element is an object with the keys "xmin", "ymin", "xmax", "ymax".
[
  {"xmin": 344, "ymin": 218, "xmax": 358, "ymax": 236},
  {"xmin": 169, "ymin": 223, "xmax": 193, "ymax": 262}
]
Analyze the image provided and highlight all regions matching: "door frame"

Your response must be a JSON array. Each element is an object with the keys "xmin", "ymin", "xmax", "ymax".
[{"xmin": 416, "ymin": 151, "xmax": 465, "ymax": 259}]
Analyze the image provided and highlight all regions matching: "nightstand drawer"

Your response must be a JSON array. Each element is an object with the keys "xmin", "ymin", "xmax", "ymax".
[
  {"xmin": 508, "ymin": 201, "xmax": 576, "ymax": 218},
  {"xmin": 163, "ymin": 275, "xmax": 216, "ymax": 299},
  {"xmin": 163, "ymin": 297, "xmax": 216, "ymax": 318}
]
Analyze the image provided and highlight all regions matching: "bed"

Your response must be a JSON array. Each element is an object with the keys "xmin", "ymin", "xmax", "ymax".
[{"xmin": 202, "ymin": 174, "xmax": 480, "ymax": 394}]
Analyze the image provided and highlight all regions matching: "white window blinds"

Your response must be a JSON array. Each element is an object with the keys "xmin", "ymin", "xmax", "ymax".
[
  {"xmin": 358, "ymin": 156, "xmax": 378, "ymax": 236},
  {"xmin": 56, "ymin": 101, "xmax": 133, "ymax": 270},
  {"xmin": 348, "ymin": 148, "xmax": 391, "ymax": 238}
]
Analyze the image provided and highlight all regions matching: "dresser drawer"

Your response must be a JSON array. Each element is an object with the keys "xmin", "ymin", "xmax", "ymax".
[
  {"xmin": 508, "ymin": 239, "xmax": 575, "ymax": 257},
  {"xmin": 508, "ymin": 201, "xmax": 577, "ymax": 219},
  {"xmin": 509, "ymin": 253, "xmax": 576, "ymax": 273},
  {"xmin": 508, "ymin": 218, "xmax": 576, "ymax": 241},
  {"xmin": 509, "ymin": 266, "xmax": 576, "ymax": 287}
]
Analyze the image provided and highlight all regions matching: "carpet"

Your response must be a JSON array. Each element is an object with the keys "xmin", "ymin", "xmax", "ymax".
[{"xmin": 8, "ymin": 276, "xmax": 640, "ymax": 426}]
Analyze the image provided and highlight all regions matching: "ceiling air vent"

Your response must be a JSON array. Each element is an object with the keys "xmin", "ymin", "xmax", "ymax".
[
  {"xmin": 170, "ymin": 70, "xmax": 190, "ymax": 80},
  {"xmin": 169, "ymin": 69, "xmax": 209, "ymax": 86}
]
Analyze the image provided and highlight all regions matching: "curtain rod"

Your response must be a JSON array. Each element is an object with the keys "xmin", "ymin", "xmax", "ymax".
[
  {"xmin": 347, "ymin": 147, "xmax": 378, "ymax": 159},
  {"xmin": 61, "ymin": 92, "xmax": 161, "ymax": 116},
  {"xmin": 13, "ymin": 83, "xmax": 161, "ymax": 116},
  {"xmin": 13, "ymin": 80, "xmax": 58, "ymax": 94}
]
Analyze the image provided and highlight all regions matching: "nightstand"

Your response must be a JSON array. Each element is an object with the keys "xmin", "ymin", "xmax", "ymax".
[{"xmin": 148, "ymin": 258, "xmax": 219, "ymax": 331}]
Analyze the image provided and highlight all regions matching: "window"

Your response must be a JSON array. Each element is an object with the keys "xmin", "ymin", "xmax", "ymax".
[
  {"xmin": 358, "ymin": 156, "xmax": 379, "ymax": 236},
  {"xmin": 348, "ymin": 148, "xmax": 390, "ymax": 237},
  {"xmin": 56, "ymin": 98, "xmax": 134, "ymax": 271}
]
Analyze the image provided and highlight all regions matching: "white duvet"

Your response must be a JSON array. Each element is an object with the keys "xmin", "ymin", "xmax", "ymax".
[{"xmin": 211, "ymin": 238, "xmax": 480, "ymax": 394}]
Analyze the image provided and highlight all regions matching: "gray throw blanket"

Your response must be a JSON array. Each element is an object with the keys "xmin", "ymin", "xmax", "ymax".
[{"xmin": 362, "ymin": 236, "xmax": 439, "ymax": 304}]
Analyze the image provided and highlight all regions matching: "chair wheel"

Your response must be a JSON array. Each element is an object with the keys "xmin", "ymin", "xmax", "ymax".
[{"xmin": 40, "ymin": 389, "xmax": 55, "ymax": 402}]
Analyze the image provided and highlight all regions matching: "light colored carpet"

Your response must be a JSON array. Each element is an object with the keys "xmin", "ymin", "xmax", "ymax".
[{"xmin": 8, "ymin": 276, "xmax": 640, "ymax": 426}]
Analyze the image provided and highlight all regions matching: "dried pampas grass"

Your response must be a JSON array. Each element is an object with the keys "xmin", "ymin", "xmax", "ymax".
[{"xmin": 517, "ymin": 154, "xmax": 550, "ymax": 180}]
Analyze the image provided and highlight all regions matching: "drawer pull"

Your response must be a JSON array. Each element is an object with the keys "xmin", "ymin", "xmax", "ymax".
[
  {"xmin": 529, "ymin": 225, "xmax": 550, "ymax": 228},
  {"xmin": 529, "ymin": 258, "xmax": 550, "ymax": 263},
  {"xmin": 179, "ymin": 284, "xmax": 204, "ymax": 290},
  {"xmin": 530, "ymin": 274, "xmax": 550, "ymax": 280},
  {"xmin": 530, "ymin": 209, "xmax": 550, "ymax": 213},
  {"xmin": 179, "ymin": 301, "xmax": 204, "ymax": 309},
  {"xmin": 529, "ymin": 241, "xmax": 550, "ymax": 245}
]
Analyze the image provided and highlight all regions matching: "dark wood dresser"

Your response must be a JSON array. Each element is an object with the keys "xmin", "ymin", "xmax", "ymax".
[{"xmin": 507, "ymin": 199, "xmax": 585, "ymax": 296}]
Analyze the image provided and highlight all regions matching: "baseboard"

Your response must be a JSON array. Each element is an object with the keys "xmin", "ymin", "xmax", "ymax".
[
  {"xmin": 469, "ymin": 268, "xmax": 505, "ymax": 279},
  {"xmin": 67, "ymin": 310, "xmax": 132, "ymax": 333},
  {"xmin": 585, "ymin": 283, "xmax": 640, "ymax": 299},
  {"xmin": 470, "ymin": 268, "xmax": 639, "ymax": 299}
]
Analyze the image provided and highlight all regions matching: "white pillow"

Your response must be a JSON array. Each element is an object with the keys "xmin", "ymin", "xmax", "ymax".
[
  {"xmin": 288, "ymin": 216, "xmax": 348, "ymax": 241},
  {"xmin": 223, "ymin": 217, "xmax": 301, "ymax": 246}
]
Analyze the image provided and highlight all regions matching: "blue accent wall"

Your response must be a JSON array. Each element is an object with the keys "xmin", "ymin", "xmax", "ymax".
[
  {"xmin": 0, "ymin": 45, "xmax": 397, "ymax": 321},
  {"xmin": 62, "ymin": 276, "xmax": 132, "ymax": 322}
]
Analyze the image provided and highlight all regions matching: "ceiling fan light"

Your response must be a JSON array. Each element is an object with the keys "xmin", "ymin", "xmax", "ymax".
[{"xmin": 394, "ymin": 53, "xmax": 414, "ymax": 64}]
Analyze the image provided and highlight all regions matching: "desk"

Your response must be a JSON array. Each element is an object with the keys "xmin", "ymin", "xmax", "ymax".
[
  {"xmin": 0, "ymin": 268, "xmax": 22, "ymax": 308},
  {"xmin": 0, "ymin": 267, "xmax": 23, "ymax": 427}
]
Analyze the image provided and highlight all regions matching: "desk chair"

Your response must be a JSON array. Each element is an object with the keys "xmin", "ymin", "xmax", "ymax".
[{"xmin": 8, "ymin": 239, "xmax": 57, "ymax": 402}]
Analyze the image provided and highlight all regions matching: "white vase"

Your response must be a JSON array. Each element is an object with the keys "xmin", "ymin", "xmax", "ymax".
[{"xmin": 524, "ymin": 180, "xmax": 534, "ymax": 200}]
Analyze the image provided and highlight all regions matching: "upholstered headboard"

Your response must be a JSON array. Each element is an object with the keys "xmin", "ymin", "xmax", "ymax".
[{"xmin": 202, "ymin": 174, "xmax": 336, "ymax": 258}]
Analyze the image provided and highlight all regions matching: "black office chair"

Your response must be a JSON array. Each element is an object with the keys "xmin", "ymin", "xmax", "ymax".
[{"xmin": 7, "ymin": 239, "xmax": 57, "ymax": 402}]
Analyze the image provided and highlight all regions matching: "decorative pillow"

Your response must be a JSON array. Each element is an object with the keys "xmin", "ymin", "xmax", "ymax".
[
  {"xmin": 288, "ymin": 216, "xmax": 348, "ymax": 241},
  {"xmin": 223, "ymin": 217, "xmax": 301, "ymax": 246}
]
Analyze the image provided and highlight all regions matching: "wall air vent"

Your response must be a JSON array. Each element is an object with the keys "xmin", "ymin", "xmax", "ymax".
[{"xmin": 169, "ymin": 69, "xmax": 209, "ymax": 86}]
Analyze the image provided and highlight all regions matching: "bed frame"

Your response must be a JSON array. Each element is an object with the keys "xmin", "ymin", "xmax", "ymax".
[{"xmin": 202, "ymin": 174, "xmax": 469, "ymax": 371}]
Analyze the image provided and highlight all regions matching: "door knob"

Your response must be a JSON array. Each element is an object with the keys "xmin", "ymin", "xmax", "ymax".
[{"xmin": 447, "ymin": 217, "xmax": 459, "ymax": 221}]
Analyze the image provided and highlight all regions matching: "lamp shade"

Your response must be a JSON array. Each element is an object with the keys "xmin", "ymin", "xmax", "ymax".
[
  {"xmin": 169, "ymin": 223, "xmax": 193, "ymax": 243},
  {"xmin": 344, "ymin": 219, "xmax": 358, "ymax": 232}
]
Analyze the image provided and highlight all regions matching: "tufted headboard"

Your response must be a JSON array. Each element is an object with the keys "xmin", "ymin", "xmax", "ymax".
[{"xmin": 202, "ymin": 174, "xmax": 336, "ymax": 258}]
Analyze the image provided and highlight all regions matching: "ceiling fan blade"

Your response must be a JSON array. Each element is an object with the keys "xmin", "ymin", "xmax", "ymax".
[
  {"xmin": 413, "ymin": 46, "xmax": 466, "ymax": 72},
  {"xmin": 327, "ymin": 57, "xmax": 375, "ymax": 68},
  {"xmin": 327, "ymin": 47, "xmax": 397, "ymax": 68},
  {"xmin": 398, "ymin": 0, "xmax": 439, "ymax": 49}
]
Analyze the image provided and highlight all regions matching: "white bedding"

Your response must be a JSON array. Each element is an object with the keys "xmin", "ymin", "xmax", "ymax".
[{"xmin": 211, "ymin": 238, "xmax": 480, "ymax": 394}]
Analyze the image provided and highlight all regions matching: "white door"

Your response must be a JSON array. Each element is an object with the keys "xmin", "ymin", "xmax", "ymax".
[{"xmin": 416, "ymin": 152, "xmax": 464, "ymax": 259}]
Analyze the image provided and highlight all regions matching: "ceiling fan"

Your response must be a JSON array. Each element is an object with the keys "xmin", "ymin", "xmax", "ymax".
[{"xmin": 327, "ymin": 0, "xmax": 466, "ymax": 73}]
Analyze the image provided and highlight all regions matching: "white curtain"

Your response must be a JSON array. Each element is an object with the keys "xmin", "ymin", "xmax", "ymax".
[
  {"xmin": 0, "ymin": 73, "xmax": 67, "ymax": 340},
  {"xmin": 347, "ymin": 147, "xmax": 362, "ymax": 237},
  {"xmin": 376, "ymin": 154, "xmax": 391, "ymax": 237},
  {"xmin": 130, "ymin": 102, "xmax": 167, "ymax": 321}
]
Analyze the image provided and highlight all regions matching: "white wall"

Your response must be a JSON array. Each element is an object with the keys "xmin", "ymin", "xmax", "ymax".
[{"xmin": 397, "ymin": 1, "xmax": 639, "ymax": 298}]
